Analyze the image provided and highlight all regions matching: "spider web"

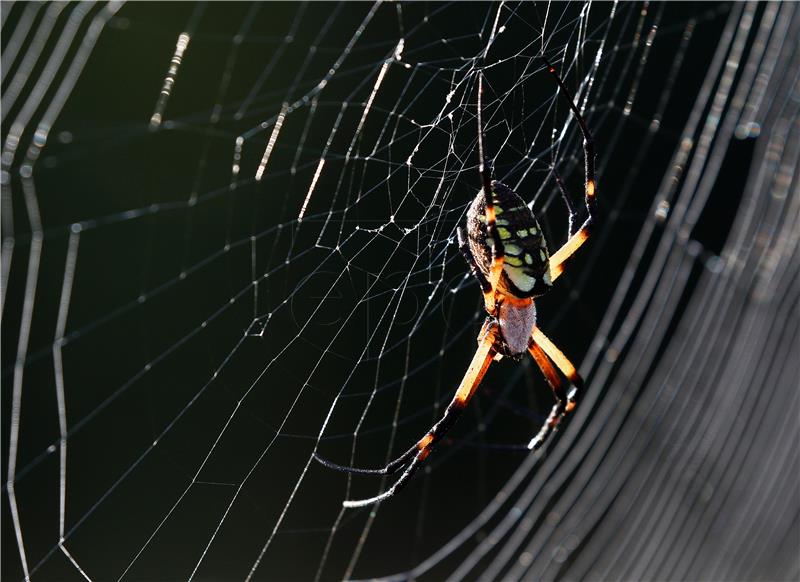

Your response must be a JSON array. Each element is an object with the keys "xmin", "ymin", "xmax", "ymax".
[{"xmin": 2, "ymin": 2, "xmax": 799, "ymax": 581}]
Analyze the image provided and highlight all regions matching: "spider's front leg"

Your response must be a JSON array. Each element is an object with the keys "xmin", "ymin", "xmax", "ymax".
[
  {"xmin": 527, "ymin": 326, "xmax": 584, "ymax": 449},
  {"xmin": 532, "ymin": 326, "xmax": 583, "ymax": 409},
  {"xmin": 527, "ymin": 341, "xmax": 567, "ymax": 450},
  {"xmin": 315, "ymin": 322, "xmax": 498, "ymax": 507}
]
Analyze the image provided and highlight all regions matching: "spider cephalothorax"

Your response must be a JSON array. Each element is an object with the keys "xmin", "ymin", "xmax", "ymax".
[{"xmin": 315, "ymin": 54, "xmax": 595, "ymax": 507}]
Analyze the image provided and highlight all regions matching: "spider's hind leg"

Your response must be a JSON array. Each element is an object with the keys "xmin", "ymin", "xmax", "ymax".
[
  {"xmin": 541, "ymin": 55, "xmax": 597, "ymax": 283},
  {"xmin": 551, "ymin": 166, "xmax": 579, "ymax": 238},
  {"xmin": 476, "ymin": 71, "xmax": 505, "ymax": 313}
]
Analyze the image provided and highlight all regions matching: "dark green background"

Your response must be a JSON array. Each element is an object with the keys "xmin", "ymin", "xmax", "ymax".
[{"xmin": 2, "ymin": 3, "xmax": 748, "ymax": 580}]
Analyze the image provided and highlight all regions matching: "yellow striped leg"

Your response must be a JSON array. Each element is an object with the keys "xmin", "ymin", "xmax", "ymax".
[{"xmin": 531, "ymin": 326, "xmax": 583, "ymax": 411}]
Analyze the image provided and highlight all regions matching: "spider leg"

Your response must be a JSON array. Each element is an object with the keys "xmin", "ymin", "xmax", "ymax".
[
  {"xmin": 551, "ymin": 165, "xmax": 578, "ymax": 238},
  {"xmin": 527, "ymin": 341, "xmax": 567, "ymax": 450},
  {"xmin": 339, "ymin": 324, "xmax": 497, "ymax": 507},
  {"xmin": 313, "ymin": 446, "xmax": 415, "ymax": 476},
  {"xmin": 341, "ymin": 449, "xmax": 426, "ymax": 508},
  {"xmin": 541, "ymin": 55, "xmax": 597, "ymax": 283},
  {"xmin": 531, "ymin": 326, "xmax": 583, "ymax": 411},
  {"xmin": 477, "ymin": 71, "xmax": 505, "ymax": 313}
]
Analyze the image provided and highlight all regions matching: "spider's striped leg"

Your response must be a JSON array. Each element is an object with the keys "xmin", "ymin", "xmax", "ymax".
[
  {"xmin": 341, "ymin": 325, "xmax": 497, "ymax": 507},
  {"xmin": 482, "ymin": 190, "xmax": 505, "ymax": 300},
  {"xmin": 541, "ymin": 55, "xmax": 597, "ymax": 283},
  {"xmin": 527, "ymin": 342, "xmax": 568, "ymax": 450},
  {"xmin": 531, "ymin": 326, "xmax": 583, "ymax": 411},
  {"xmin": 477, "ymin": 71, "xmax": 505, "ymax": 313},
  {"xmin": 547, "ymin": 212, "xmax": 595, "ymax": 283},
  {"xmin": 551, "ymin": 166, "xmax": 579, "ymax": 238}
]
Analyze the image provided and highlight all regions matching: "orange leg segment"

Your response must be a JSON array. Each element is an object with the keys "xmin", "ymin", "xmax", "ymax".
[
  {"xmin": 327, "ymin": 326, "xmax": 497, "ymax": 508},
  {"xmin": 527, "ymin": 342, "xmax": 568, "ymax": 449},
  {"xmin": 531, "ymin": 326, "xmax": 583, "ymax": 411}
]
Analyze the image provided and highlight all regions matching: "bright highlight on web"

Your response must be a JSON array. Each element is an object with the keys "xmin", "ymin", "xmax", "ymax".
[{"xmin": 2, "ymin": 2, "xmax": 798, "ymax": 581}]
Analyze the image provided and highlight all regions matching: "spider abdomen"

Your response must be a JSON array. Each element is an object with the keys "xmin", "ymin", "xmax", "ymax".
[{"xmin": 466, "ymin": 181, "xmax": 552, "ymax": 298}]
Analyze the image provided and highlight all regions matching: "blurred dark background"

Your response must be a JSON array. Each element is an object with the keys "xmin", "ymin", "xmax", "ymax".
[{"xmin": 3, "ymin": 2, "xmax": 797, "ymax": 581}]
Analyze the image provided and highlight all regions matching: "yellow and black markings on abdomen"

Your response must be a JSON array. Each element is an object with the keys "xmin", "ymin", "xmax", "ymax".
[{"xmin": 467, "ymin": 181, "xmax": 553, "ymax": 298}]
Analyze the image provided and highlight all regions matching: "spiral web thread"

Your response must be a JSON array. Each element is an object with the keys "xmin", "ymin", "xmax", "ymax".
[{"xmin": 2, "ymin": 2, "xmax": 798, "ymax": 580}]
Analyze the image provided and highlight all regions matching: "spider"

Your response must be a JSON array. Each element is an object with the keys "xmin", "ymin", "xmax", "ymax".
[{"xmin": 315, "ymin": 55, "xmax": 596, "ymax": 508}]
